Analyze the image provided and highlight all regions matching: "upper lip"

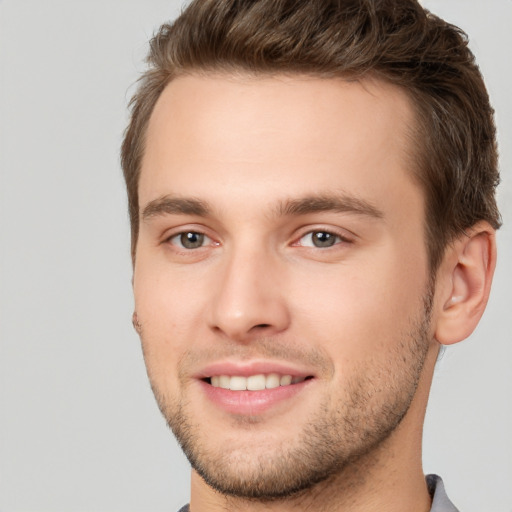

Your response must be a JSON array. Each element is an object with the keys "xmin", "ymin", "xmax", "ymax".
[{"xmin": 195, "ymin": 360, "xmax": 315, "ymax": 379}]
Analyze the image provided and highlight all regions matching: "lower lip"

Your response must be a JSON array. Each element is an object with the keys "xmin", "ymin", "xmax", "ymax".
[{"xmin": 199, "ymin": 379, "xmax": 312, "ymax": 415}]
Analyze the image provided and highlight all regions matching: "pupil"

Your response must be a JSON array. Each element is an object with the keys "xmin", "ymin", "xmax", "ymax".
[
  {"xmin": 181, "ymin": 232, "xmax": 204, "ymax": 249},
  {"xmin": 313, "ymin": 232, "xmax": 335, "ymax": 247}
]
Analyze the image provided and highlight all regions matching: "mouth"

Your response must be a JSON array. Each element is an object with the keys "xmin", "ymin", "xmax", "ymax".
[
  {"xmin": 197, "ymin": 362, "xmax": 316, "ymax": 415},
  {"xmin": 204, "ymin": 373, "xmax": 313, "ymax": 391}
]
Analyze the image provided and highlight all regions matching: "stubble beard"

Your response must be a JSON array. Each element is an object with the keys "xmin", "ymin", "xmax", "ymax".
[{"xmin": 145, "ymin": 292, "xmax": 433, "ymax": 501}]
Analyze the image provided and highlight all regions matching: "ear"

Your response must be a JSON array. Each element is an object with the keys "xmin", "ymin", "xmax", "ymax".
[
  {"xmin": 434, "ymin": 222, "xmax": 497, "ymax": 345},
  {"xmin": 132, "ymin": 311, "xmax": 142, "ymax": 334}
]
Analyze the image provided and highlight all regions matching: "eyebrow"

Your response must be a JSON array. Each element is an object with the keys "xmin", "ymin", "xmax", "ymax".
[
  {"xmin": 141, "ymin": 196, "xmax": 210, "ymax": 221},
  {"xmin": 276, "ymin": 194, "xmax": 384, "ymax": 219},
  {"xmin": 141, "ymin": 193, "xmax": 384, "ymax": 221}
]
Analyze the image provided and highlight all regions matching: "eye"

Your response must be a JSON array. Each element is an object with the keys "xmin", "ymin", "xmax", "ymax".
[
  {"xmin": 168, "ymin": 231, "xmax": 212, "ymax": 249},
  {"xmin": 298, "ymin": 230, "xmax": 345, "ymax": 248}
]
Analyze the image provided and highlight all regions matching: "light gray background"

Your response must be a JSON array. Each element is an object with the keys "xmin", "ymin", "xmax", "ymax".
[{"xmin": 0, "ymin": 1, "xmax": 510, "ymax": 511}]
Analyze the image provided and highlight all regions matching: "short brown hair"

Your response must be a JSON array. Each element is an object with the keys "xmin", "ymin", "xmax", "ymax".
[{"xmin": 121, "ymin": 0, "xmax": 501, "ymax": 270}]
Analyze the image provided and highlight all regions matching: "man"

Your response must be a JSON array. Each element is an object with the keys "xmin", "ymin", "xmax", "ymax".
[{"xmin": 121, "ymin": 0, "xmax": 501, "ymax": 510}]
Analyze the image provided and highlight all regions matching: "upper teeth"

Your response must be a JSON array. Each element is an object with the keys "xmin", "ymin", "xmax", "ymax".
[{"xmin": 210, "ymin": 374, "xmax": 305, "ymax": 391}]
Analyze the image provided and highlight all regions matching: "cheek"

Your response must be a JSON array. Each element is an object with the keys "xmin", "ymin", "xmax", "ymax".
[
  {"xmin": 133, "ymin": 261, "xmax": 210, "ymax": 367},
  {"xmin": 135, "ymin": 246, "xmax": 210, "ymax": 317},
  {"xmin": 288, "ymin": 256, "xmax": 427, "ymax": 361}
]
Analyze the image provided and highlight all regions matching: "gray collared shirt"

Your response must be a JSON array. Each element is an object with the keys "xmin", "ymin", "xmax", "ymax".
[
  {"xmin": 427, "ymin": 474, "xmax": 460, "ymax": 512},
  {"xmin": 177, "ymin": 474, "xmax": 459, "ymax": 512}
]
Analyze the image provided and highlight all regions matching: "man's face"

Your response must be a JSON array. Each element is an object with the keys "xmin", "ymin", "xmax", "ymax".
[{"xmin": 134, "ymin": 74, "xmax": 436, "ymax": 498}]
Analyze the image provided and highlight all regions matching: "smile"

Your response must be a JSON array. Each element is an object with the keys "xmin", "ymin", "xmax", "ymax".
[{"xmin": 208, "ymin": 374, "xmax": 308, "ymax": 391}]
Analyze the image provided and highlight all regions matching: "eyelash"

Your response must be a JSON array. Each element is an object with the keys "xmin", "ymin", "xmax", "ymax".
[
  {"xmin": 166, "ymin": 231, "xmax": 216, "ymax": 250},
  {"xmin": 294, "ymin": 230, "xmax": 352, "ymax": 249}
]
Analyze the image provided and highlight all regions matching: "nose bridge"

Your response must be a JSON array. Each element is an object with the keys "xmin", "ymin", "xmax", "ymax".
[{"xmin": 208, "ymin": 239, "xmax": 289, "ymax": 340}]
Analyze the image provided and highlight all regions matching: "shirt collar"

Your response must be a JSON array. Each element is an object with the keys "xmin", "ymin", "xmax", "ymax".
[{"xmin": 427, "ymin": 474, "xmax": 460, "ymax": 512}]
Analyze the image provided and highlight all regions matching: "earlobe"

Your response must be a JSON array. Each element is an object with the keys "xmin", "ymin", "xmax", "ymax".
[{"xmin": 435, "ymin": 222, "xmax": 497, "ymax": 345}]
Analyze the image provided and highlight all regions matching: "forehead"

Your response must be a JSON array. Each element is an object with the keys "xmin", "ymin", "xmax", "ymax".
[{"xmin": 140, "ymin": 73, "xmax": 421, "ymax": 220}]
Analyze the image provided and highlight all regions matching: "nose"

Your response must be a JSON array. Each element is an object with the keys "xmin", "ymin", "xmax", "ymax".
[{"xmin": 207, "ymin": 245, "xmax": 291, "ymax": 342}]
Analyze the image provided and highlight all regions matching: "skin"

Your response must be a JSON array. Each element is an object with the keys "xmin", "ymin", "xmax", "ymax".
[{"xmin": 132, "ymin": 74, "xmax": 496, "ymax": 512}]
